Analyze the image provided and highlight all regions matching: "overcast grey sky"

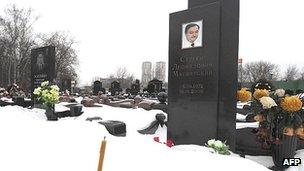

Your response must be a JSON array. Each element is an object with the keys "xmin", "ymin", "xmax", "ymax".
[{"xmin": 0, "ymin": 0, "xmax": 304, "ymax": 85}]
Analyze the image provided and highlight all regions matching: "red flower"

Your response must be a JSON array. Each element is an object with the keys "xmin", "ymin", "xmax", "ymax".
[
  {"xmin": 153, "ymin": 137, "xmax": 160, "ymax": 142},
  {"xmin": 166, "ymin": 139, "xmax": 174, "ymax": 147}
]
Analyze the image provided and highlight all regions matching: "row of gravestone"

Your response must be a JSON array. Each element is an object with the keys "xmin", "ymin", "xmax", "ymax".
[{"xmin": 93, "ymin": 78, "xmax": 165, "ymax": 96}]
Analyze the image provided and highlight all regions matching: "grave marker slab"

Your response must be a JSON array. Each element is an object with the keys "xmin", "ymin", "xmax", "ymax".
[
  {"xmin": 168, "ymin": 0, "xmax": 238, "ymax": 151},
  {"xmin": 31, "ymin": 46, "xmax": 55, "ymax": 95}
]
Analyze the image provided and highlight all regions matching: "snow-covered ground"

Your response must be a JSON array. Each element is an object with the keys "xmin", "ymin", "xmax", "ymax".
[{"xmin": 0, "ymin": 104, "xmax": 303, "ymax": 171}]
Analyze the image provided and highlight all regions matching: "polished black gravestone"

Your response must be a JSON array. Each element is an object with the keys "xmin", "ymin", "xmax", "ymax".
[
  {"xmin": 145, "ymin": 79, "xmax": 163, "ymax": 95},
  {"xmin": 130, "ymin": 79, "xmax": 140, "ymax": 95},
  {"xmin": 168, "ymin": 0, "xmax": 239, "ymax": 151},
  {"xmin": 31, "ymin": 46, "xmax": 55, "ymax": 94},
  {"xmin": 149, "ymin": 79, "xmax": 163, "ymax": 93},
  {"xmin": 109, "ymin": 81, "xmax": 122, "ymax": 96},
  {"xmin": 61, "ymin": 79, "xmax": 71, "ymax": 92},
  {"xmin": 93, "ymin": 81, "xmax": 105, "ymax": 95}
]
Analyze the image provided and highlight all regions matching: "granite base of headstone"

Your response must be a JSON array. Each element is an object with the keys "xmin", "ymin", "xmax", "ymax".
[{"xmin": 70, "ymin": 104, "xmax": 83, "ymax": 116}]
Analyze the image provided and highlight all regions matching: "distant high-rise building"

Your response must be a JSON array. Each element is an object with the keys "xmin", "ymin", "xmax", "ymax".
[
  {"xmin": 155, "ymin": 61, "xmax": 166, "ymax": 82},
  {"xmin": 142, "ymin": 61, "xmax": 152, "ymax": 87}
]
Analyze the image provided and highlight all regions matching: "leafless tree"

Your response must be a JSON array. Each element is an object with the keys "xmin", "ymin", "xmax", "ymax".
[
  {"xmin": 243, "ymin": 61, "xmax": 280, "ymax": 82},
  {"xmin": 108, "ymin": 67, "xmax": 135, "ymax": 89},
  {"xmin": 38, "ymin": 31, "xmax": 79, "ymax": 84},
  {"xmin": 299, "ymin": 67, "xmax": 304, "ymax": 80},
  {"xmin": 115, "ymin": 67, "xmax": 128, "ymax": 80},
  {"xmin": 0, "ymin": 4, "xmax": 38, "ymax": 88},
  {"xmin": 283, "ymin": 65, "xmax": 299, "ymax": 81},
  {"xmin": 0, "ymin": 4, "xmax": 79, "ymax": 92},
  {"xmin": 238, "ymin": 64, "xmax": 245, "ymax": 83}
]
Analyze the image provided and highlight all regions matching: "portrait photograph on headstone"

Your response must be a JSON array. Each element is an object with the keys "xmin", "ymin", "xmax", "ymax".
[
  {"xmin": 181, "ymin": 20, "xmax": 203, "ymax": 49},
  {"xmin": 35, "ymin": 53, "xmax": 46, "ymax": 72}
]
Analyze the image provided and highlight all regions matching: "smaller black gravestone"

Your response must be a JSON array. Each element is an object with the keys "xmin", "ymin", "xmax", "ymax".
[
  {"xmin": 93, "ymin": 81, "xmax": 105, "ymax": 95},
  {"xmin": 109, "ymin": 81, "xmax": 122, "ymax": 96},
  {"xmin": 31, "ymin": 46, "xmax": 55, "ymax": 99},
  {"xmin": 146, "ymin": 79, "xmax": 163, "ymax": 95},
  {"xmin": 130, "ymin": 79, "xmax": 140, "ymax": 96},
  {"xmin": 146, "ymin": 83, "xmax": 155, "ymax": 95},
  {"xmin": 61, "ymin": 79, "xmax": 72, "ymax": 92}
]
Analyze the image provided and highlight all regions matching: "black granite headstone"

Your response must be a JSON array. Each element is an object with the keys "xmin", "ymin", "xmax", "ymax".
[
  {"xmin": 168, "ymin": 0, "xmax": 238, "ymax": 151},
  {"xmin": 130, "ymin": 79, "xmax": 140, "ymax": 95},
  {"xmin": 146, "ymin": 82, "xmax": 156, "ymax": 94},
  {"xmin": 147, "ymin": 79, "xmax": 163, "ymax": 94},
  {"xmin": 93, "ymin": 81, "xmax": 105, "ymax": 95},
  {"xmin": 109, "ymin": 81, "xmax": 122, "ymax": 96},
  {"xmin": 61, "ymin": 79, "xmax": 72, "ymax": 92},
  {"xmin": 31, "ymin": 46, "xmax": 55, "ymax": 95}
]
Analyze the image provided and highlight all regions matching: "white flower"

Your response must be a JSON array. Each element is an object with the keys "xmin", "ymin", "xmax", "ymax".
[
  {"xmin": 274, "ymin": 89, "xmax": 285, "ymax": 97},
  {"xmin": 207, "ymin": 139, "xmax": 215, "ymax": 146},
  {"xmin": 50, "ymin": 85, "xmax": 60, "ymax": 91},
  {"xmin": 33, "ymin": 87, "xmax": 42, "ymax": 95},
  {"xmin": 214, "ymin": 140, "xmax": 224, "ymax": 148},
  {"xmin": 259, "ymin": 96, "xmax": 277, "ymax": 109},
  {"xmin": 41, "ymin": 81, "xmax": 49, "ymax": 87}
]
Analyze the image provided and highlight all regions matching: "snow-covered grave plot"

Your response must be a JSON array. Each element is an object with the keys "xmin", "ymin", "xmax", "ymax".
[{"xmin": 0, "ymin": 104, "xmax": 303, "ymax": 171}]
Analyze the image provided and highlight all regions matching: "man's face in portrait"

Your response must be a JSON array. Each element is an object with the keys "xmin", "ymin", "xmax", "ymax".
[
  {"xmin": 185, "ymin": 25, "xmax": 199, "ymax": 43},
  {"xmin": 36, "ymin": 53, "xmax": 45, "ymax": 71}
]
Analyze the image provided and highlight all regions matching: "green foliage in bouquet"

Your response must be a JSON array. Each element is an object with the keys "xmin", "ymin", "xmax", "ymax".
[
  {"xmin": 33, "ymin": 81, "xmax": 60, "ymax": 107},
  {"xmin": 206, "ymin": 139, "xmax": 230, "ymax": 155}
]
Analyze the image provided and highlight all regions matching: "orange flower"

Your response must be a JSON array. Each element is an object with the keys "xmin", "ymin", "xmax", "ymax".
[
  {"xmin": 295, "ymin": 127, "xmax": 304, "ymax": 139},
  {"xmin": 237, "ymin": 88, "xmax": 252, "ymax": 102},
  {"xmin": 253, "ymin": 89, "xmax": 269, "ymax": 100},
  {"xmin": 254, "ymin": 114, "xmax": 265, "ymax": 122},
  {"xmin": 283, "ymin": 127, "xmax": 295, "ymax": 136},
  {"xmin": 280, "ymin": 96, "xmax": 303, "ymax": 112}
]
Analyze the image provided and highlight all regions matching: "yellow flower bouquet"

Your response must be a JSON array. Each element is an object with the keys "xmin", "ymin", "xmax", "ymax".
[{"xmin": 33, "ymin": 81, "xmax": 60, "ymax": 107}]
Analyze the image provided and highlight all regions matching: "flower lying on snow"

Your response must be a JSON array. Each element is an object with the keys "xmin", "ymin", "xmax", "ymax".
[
  {"xmin": 153, "ymin": 137, "xmax": 174, "ymax": 148},
  {"xmin": 206, "ymin": 139, "xmax": 230, "ymax": 155}
]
